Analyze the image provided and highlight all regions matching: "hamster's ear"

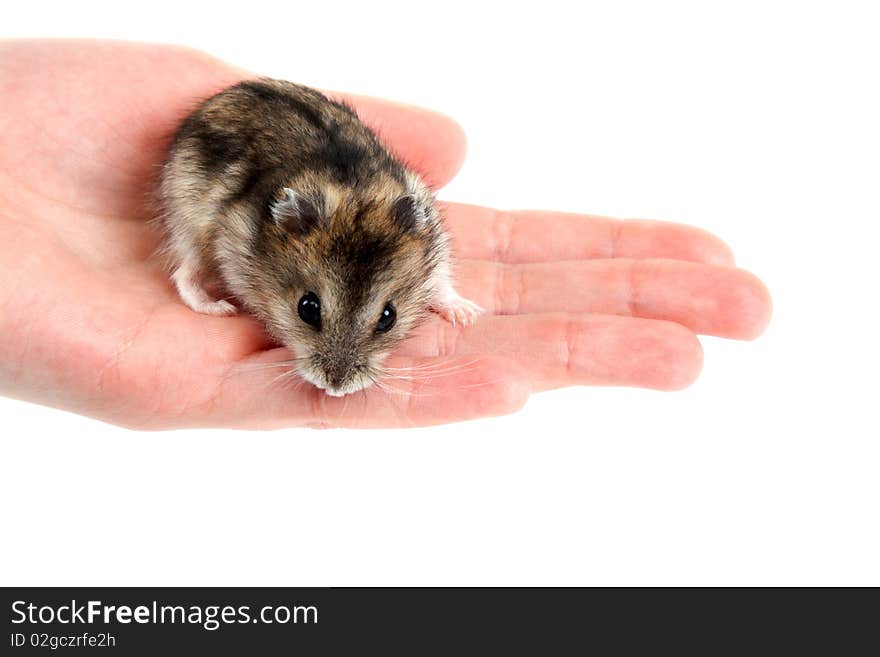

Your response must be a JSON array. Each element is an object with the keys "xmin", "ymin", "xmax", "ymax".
[
  {"xmin": 271, "ymin": 188, "xmax": 323, "ymax": 234},
  {"xmin": 393, "ymin": 171, "xmax": 435, "ymax": 231},
  {"xmin": 391, "ymin": 194, "xmax": 431, "ymax": 231}
]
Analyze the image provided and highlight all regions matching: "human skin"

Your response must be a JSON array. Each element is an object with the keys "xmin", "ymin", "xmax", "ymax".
[{"xmin": 0, "ymin": 39, "xmax": 772, "ymax": 429}]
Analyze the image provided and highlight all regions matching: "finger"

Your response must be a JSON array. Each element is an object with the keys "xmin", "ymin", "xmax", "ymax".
[
  {"xmin": 196, "ymin": 352, "xmax": 528, "ymax": 430},
  {"xmin": 455, "ymin": 259, "xmax": 772, "ymax": 340},
  {"xmin": 442, "ymin": 202, "xmax": 736, "ymax": 266},
  {"xmin": 136, "ymin": 313, "xmax": 696, "ymax": 428},
  {"xmin": 399, "ymin": 313, "xmax": 704, "ymax": 392}
]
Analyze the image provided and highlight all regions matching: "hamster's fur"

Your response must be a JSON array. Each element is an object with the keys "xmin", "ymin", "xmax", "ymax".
[{"xmin": 160, "ymin": 79, "xmax": 481, "ymax": 396}]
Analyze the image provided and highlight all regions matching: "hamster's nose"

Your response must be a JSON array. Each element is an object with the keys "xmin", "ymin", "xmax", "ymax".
[
  {"xmin": 323, "ymin": 370, "xmax": 350, "ymax": 397},
  {"xmin": 324, "ymin": 356, "xmax": 356, "ymax": 388}
]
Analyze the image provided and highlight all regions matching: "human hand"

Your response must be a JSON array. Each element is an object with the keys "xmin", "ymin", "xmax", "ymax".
[{"xmin": 0, "ymin": 39, "xmax": 771, "ymax": 429}]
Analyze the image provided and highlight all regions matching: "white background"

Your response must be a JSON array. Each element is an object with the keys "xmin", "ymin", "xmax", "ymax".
[{"xmin": 2, "ymin": 1, "xmax": 878, "ymax": 585}]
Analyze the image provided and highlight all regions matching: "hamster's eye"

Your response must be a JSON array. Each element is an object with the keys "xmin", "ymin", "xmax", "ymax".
[
  {"xmin": 298, "ymin": 292, "xmax": 321, "ymax": 329},
  {"xmin": 376, "ymin": 302, "xmax": 396, "ymax": 334}
]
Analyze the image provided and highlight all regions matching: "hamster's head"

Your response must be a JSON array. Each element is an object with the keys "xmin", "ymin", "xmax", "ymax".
[{"xmin": 251, "ymin": 184, "xmax": 445, "ymax": 396}]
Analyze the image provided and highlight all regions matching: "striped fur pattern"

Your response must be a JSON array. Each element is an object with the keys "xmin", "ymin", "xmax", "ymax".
[{"xmin": 160, "ymin": 79, "xmax": 480, "ymax": 396}]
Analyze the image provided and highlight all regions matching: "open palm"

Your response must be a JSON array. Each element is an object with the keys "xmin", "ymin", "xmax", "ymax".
[{"xmin": 0, "ymin": 40, "xmax": 771, "ymax": 429}]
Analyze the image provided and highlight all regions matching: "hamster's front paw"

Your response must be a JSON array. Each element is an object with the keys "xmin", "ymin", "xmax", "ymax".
[{"xmin": 431, "ymin": 292, "xmax": 483, "ymax": 327}]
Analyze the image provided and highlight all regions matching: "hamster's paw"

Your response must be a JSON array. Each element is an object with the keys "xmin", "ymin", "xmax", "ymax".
[
  {"xmin": 194, "ymin": 299, "xmax": 238, "ymax": 316},
  {"xmin": 432, "ymin": 293, "xmax": 483, "ymax": 327},
  {"xmin": 172, "ymin": 266, "xmax": 238, "ymax": 316}
]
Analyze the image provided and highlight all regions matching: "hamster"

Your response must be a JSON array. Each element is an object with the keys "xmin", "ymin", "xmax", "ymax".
[{"xmin": 159, "ymin": 79, "xmax": 482, "ymax": 396}]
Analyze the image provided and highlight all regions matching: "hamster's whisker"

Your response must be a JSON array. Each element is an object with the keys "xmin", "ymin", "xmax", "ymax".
[
  {"xmin": 365, "ymin": 370, "xmax": 414, "ymax": 426},
  {"xmin": 386, "ymin": 375, "xmax": 504, "ymax": 394},
  {"xmin": 234, "ymin": 357, "xmax": 308, "ymax": 371},
  {"xmin": 267, "ymin": 367, "xmax": 307, "ymax": 389},
  {"xmin": 367, "ymin": 372, "xmax": 437, "ymax": 398},
  {"xmin": 365, "ymin": 368, "xmax": 407, "ymax": 396},
  {"xmin": 340, "ymin": 387, "xmax": 352, "ymax": 420},
  {"xmin": 379, "ymin": 368, "xmax": 479, "ymax": 382},
  {"xmin": 278, "ymin": 378, "xmax": 307, "ymax": 395},
  {"xmin": 377, "ymin": 363, "xmax": 482, "ymax": 382},
  {"xmin": 381, "ymin": 361, "xmax": 472, "ymax": 372},
  {"xmin": 381, "ymin": 357, "xmax": 483, "ymax": 375},
  {"xmin": 370, "ymin": 360, "xmax": 503, "ymax": 396}
]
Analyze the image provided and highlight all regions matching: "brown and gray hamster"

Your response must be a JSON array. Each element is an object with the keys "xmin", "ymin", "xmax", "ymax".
[{"xmin": 160, "ymin": 79, "xmax": 481, "ymax": 396}]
